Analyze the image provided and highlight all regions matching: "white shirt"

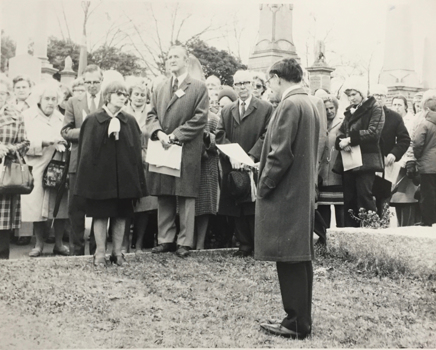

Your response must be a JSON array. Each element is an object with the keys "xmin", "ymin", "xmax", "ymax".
[
  {"xmin": 281, "ymin": 84, "xmax": 301, "ymax": 101},
  {"xmin": 239, "ymin": 94, "xmax": 252, "ymax": 117},
  {"xmin": 87, "ymin": 92, "xmax": 101, "ymax": 110},
  {"xmin": 172, "ymin": 72, "xmax": 188, "ymax": 90}
]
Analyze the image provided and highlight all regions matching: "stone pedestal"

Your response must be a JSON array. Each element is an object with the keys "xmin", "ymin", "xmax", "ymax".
[
  {"xmin": 60, "ymin": 57, "xmax": 76, "ymax": 86},
  {"xmin": 385, "ymin": 85, "xmax": 422, "ymax": 109},
  {"xmin": 306, "ymin": 66, "xmax": 335, "ymax": 94},
  {"xmin": 248, "ymin": 4, "xmax": 300, "ymax": 73},
  {"xmin": 8, "ymin": 54, "xmax": 41, "ymax": 83}
]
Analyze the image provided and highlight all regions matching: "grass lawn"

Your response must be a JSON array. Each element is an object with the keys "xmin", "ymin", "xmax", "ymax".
[{"xmin": 0, "ymin": 248, "xmax": 435, "ymax": 349}]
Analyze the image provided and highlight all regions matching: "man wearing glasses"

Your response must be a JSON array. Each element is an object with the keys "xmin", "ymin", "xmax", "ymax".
[
  {"xmin": 61, "ymin": 64, "xmax": 104, "ymax": 255},
  {"xmin": 216, "ymin": 70, "xmax": 273, "ymax": 257}
]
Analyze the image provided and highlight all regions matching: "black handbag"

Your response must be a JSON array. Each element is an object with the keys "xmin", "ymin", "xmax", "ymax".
[
  {"xmin": 43, "ymin": 150, "xmax": 67, "ymax": 189},
  {"xmin": 0, "ymin": 151, "xmax": 34, "ymax": 195}
]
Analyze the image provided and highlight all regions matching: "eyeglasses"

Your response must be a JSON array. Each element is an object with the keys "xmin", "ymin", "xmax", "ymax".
[
  {"xmin": 84, "ymin": 80, "xmax": 101, "ymax": 85},
  {"xmin": 265, "ymin": 75, "xmax": 277, "ymax": 85},
  {"xmin": 111, "ymin": 91, "xmax": 128, "ymax": 98},
  {"xmin": 234, "ymin": 81, "xmax": 252, "ymax": 88},
  {"xmin": 373, "ymin": 94, "xmax": 386, "ymax": 99},
  {"xmin": 132, "ymin": 93, "xmax": 147, "ymax": 97},
  {"xmin": 253, "ymin": 83, "xmax": 264, "ymax": 89}
]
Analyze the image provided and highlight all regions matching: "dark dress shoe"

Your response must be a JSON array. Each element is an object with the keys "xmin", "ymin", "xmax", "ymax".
[
  {"xmin": 260, "ymin": 323, "xmax": 309, "ymax": 340},
  {"xmin": 110, "ymin": 253, "xmax": 128, "ymax": 266},
  {"xmin": 53, "ymin": 245, "xmax": 70, "ymax": 256},
  {"xmin": 175, "ymin": 245, "xmax": 190, "ymax": 258},
  {"xmin": 16, "ymin": 237, "xmax": 31, "ymax": 246},
  {"xmin": 233, "ymin": 250, "xmax": 252, "ymax": 257},
  {"xmin": 152, "ymin": 243, "xmax": 176, "ymax": 254}
]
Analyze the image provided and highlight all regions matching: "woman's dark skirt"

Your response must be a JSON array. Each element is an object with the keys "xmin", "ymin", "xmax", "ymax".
[{"xmin": 85, "ymin": 198, "xmax": 134, "ymax": 218}]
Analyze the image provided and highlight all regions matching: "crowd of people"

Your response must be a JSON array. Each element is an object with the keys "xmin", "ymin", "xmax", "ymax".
[
  {"xmin": 0, "ymin": 46, "xmax": 435, "ymax": 264},
  {"xmin": 1, "ymin": 47, "xmax": 435, "ymax": 340}
]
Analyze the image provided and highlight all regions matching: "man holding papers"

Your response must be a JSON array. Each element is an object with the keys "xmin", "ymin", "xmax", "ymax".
[
  {"xmin": 216, "ymin": 70, "xmax": 273, "ymax": 257},
  {"xmin": 146, "ymin": 45, "xmax": 208, "ymax": 258},
  {"xmin": 371, "ymin": 85, "xmax": 410, "ymax": 218},
  {"xmin": 334, "ymin": 76, "xmax": 385, "ymax": 227}
]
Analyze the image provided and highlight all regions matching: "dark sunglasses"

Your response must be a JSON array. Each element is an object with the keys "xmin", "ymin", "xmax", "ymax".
[
  {"xmin": 254, "ymin": 83, "xmax": 264, "ymax": 89},
  {"xmin": 112, "ymin": 91, "xmax": 128, "ymax": 97}
]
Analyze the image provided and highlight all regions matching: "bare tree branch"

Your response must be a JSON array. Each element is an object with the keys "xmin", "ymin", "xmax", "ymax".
[{"xmin": 61, "ymin": 1, "xmax": 72, "ymax": 41}]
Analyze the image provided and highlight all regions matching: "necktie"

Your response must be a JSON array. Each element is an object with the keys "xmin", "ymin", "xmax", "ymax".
[
  {"xmin": 172, "ymin": 78, "xmax": 179, "ymax": 96},
  {"xmin": 90, "ymin": 95, "xmax": 96, "ymax": 113},
  {"xmin": 240, "ymin": 101, "xmax": 246, "ymax": 118}
]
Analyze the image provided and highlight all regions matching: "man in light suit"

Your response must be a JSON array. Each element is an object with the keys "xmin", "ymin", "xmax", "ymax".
[
  {"xmin": 216, "ymin": 70, "xmax": 273, "ymax": 257},
  {"xmin": 61, "ymin": 64, "xmax": 104, "ymax": 255},
  {"xmin": 146, "ymin": 45, "xmax": 208, "ymax": 258}
]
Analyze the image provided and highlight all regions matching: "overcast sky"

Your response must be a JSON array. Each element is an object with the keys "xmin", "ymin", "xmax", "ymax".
[{"xmin": 1, "ymin": 0, "xmax": 435, "ymax": 88}]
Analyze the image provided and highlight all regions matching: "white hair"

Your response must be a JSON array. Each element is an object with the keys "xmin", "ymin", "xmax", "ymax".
[
  {"xmin": 421, "ymin": 89, "xmax": 436, "ymax": 109},
  {"xmin": 28, "ymin": 80, "xmax": 63, "ymax": 106}
]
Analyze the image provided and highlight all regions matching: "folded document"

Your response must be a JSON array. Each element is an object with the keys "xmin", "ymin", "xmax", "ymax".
[{"xmin": 146, "ymin": 140, "xmax": 182, "ymax": 177}]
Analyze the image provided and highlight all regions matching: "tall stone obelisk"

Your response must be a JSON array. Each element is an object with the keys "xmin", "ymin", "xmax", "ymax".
[
  {"xmin": 248, "ymin": 4, "xmax": 299, "ymax": 73},
  {"xmin": 379, "ymin": 4, "xmax": 421, "ymax": 106}
]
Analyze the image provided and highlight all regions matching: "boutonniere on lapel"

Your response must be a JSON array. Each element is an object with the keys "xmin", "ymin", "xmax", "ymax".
[{"xmin": 175, "ymin": 89, "xmax": 185, "ymax": 98}]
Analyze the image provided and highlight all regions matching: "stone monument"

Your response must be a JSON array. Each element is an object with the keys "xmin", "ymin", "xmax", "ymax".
[
  {"xmin": 248, "ymin": 4, "xmax": 300, "ymax": 73},
  {"xmin": 379, "ymin": 4, "xmax": 422, "ymax": 106},
  {"xmin": 60, "ymin": 56, "xmax": 77, "ymax": 86},
  {"xmin": 306, "ymin": 40, "xmax": 335, "ymax": 94},
  {"xmin": 8, "ymin": 4, "xmax": 41, "ymax": 83}
]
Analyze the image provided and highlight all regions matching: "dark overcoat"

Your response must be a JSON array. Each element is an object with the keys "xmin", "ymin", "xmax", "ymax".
[
  {"xmin": 61, "ymin": 93, "xmax": 104, "ymax": 174},
  {"xmin": 255, "ymin": 88, "xmax": 320, "ymax": 262},
  {"xmin": 74, "ymin": 108, "xmax": 146, "ymax": 200},
  {"xmin": 145, "ymin": 74, "xmax": 208, "ymax": 198},
  {"xmin": 380, "ymin": 106, "xmax": 410, "ymax": 160},
  {"xmin": 335, "ymin": 96, "xmax": 385, "ymax": 173},
  {"xmin": 215, "ymin": 96, "xmax": 273, "ymax": 216}
]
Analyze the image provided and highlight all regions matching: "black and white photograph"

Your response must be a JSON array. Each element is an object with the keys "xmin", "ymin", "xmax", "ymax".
[{"xmin": 0, "ymin": 0, "xmax": 435, "ymax": 348}]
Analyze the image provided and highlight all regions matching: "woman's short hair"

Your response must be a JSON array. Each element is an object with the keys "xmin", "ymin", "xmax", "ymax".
[
  {"xmin": 30, "ymin": 80, "xmax": 64, "ymax": 106},
  {"xmin": 0, "ymin": 74, "xmax": 13, "ymax": 96},
  {"xmin": 392, "ymin": 95, "xmax": 409, "ymax": 113},
  {"xmin": 12, "ymin": 75, "xmax": 33, "ymax": 88},
  {"xmin": 103, "ymin": 80, "xmax": 128, "ymax": 104},
  {"xmin": 421, "ymin": 90, "xmax": 436, "ymax": 111},
  {"xmin": 252, "ymin": 74, "xmax": 267, "ymax": 95},
  {"xmin": 268, "ymin": 58, "xmax": 303, "ymax": 83},
  {"xmin": 127, "ymin": 77, "xmax": 147, "ymax": 96},
  {"xmin": 322, "ymin": 95, "xmax": 339, "ymax": 111},
  {"xmin": 71, "ymin": 77, "xmax": 85, "ymax": 90}
]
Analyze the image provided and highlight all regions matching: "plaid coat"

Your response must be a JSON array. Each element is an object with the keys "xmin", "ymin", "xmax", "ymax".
[{"xmin": 0, "ymin": 105, "xmax": 29, "ymax": 230}]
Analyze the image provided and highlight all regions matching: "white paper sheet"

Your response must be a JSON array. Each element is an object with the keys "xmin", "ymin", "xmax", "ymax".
[
  {"xmin": 341, "ymin": 145, "xmax": 363, "ymax": 171},
  {"xmin": 216, "ymin": 143, "xmax": 255, "ymax": 167},
  {"xmin": 146, "ymin": 140, "xmax": 182, "ymax": 170},
  {"xmin": 149, "ymin": 164, "xmax": 181, "ymax": 177},
  {"xmin": 376, "ymin": 157, "xmax": 402, "ymax": 184}
]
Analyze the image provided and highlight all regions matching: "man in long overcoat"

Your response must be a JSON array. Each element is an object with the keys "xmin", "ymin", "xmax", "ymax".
[
  {"xmin": 146, "ymin": 45, "xmax": 208, "ymax": 258},
  {"xmin": 215, "ymin": 70, "xmax": 273, "ymax": 257},
  {"xmin": 256, "ymin": 58, "xmax": 320, "ymax": 340}
]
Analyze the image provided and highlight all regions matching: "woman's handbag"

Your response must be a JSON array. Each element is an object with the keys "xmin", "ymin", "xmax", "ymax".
[
  {"xmin": 0, "ymin": 151, "xmax": 34, "ymax": 195},
  {"xmin": 43, "ymin": 150, "xmax": 67, "ymax": 189}
]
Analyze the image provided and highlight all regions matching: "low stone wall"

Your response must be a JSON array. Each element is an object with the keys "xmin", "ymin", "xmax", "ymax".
[{"xmin": 327, "ymin": 227, "xmax": 436, "ymax": 278}]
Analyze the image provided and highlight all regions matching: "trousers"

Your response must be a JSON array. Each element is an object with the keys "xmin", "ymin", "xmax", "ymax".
[
  {"xmin": 277, "ymin": 261, "xmax": 313, "ymax": 335},
  {"xmin": 157, "ymin": 196, "xmax": 195, "ymax": 248},
  {"xmin": 342, "ymin": 171, "xmax": 377, "ymax": 227}
]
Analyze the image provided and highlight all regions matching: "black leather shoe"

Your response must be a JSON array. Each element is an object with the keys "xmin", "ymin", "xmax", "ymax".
[
  {"xmin": 175, "ymin": 245, "xmax": 190, "ymax": 258},
  {"xmin": 260, "ymin": 323, "xmax": 309, "ymax": 340},
  {"xmin": 152, "ymin": 243, "xmax": 176, "ymax": 254},
  {"xmin": 233, "ymin": 250, "xmax": 252, "ymax": 257},
  {"xmin": 16, "ymin": 237, "xmax": 31, "ymax": 246}
]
